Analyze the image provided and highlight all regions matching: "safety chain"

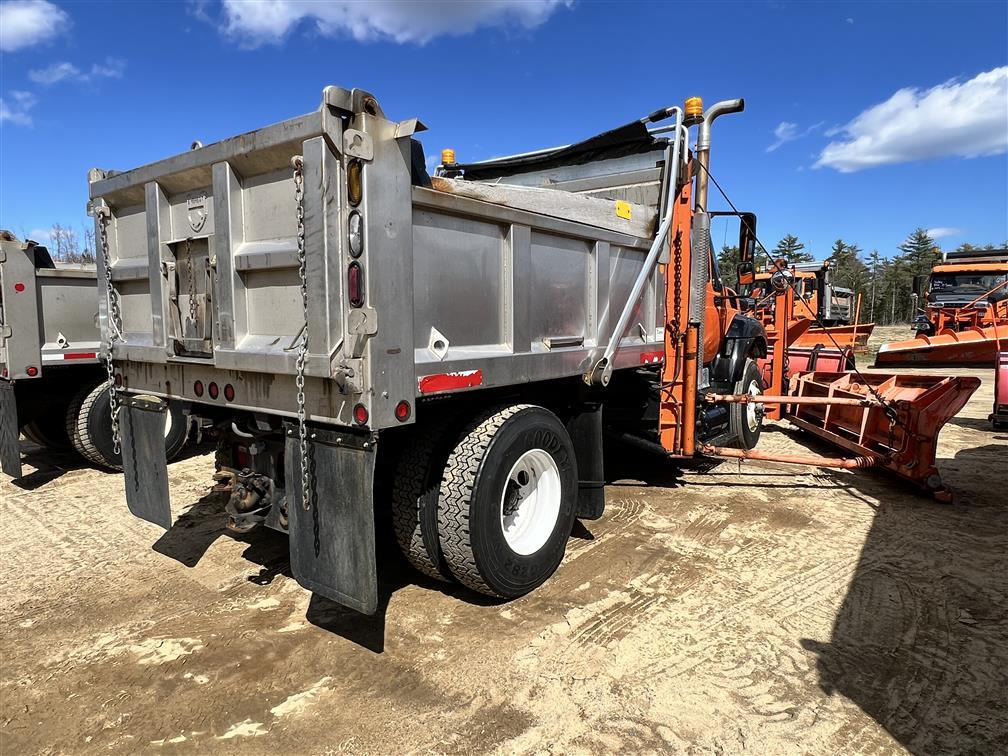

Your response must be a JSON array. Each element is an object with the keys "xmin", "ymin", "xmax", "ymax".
[
  {"xmin": 185, "ymin": 237, "xmax": 197, "ymax": 324},
  {"xmin": 671, "ymin": 230, "xmax": 683, "ymax": 343},
  {"xmin": 292, "ymin": 156, "xmax": 312, "ymax": 512},
  {"xmin": 96, "ymin": 208, "xmax": 122, "ymax": 455}
]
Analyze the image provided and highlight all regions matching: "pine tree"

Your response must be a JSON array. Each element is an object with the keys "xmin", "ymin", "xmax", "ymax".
[
  {"xmin": 717, "ymin": 245, "xmax": 741, "ymax": 289},
  {"xmin": 773, "ymin": 234, "xmax": 814, "ymax": 264},
  {"xmin": 898, "ymin": 228, "xmax": 940, "ymax": 277}
]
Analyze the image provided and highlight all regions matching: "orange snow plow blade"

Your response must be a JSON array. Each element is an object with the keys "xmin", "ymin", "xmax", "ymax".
[
  {"xmin": 875, "ymin": 324, "xmax": 1006, "ymax": 367},
  {"xmin": 782, "ymin": 371, "xmax": 980, "ymax": 499},
  {"xmin": 795, "ymin": 322, "xmax": 874, "ymax": 353}
]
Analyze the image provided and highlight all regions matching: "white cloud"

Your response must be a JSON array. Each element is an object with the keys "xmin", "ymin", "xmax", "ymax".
[
  {"xmin": 29, "ymin": 58, "xmax": 125, "ymax": 85},
  {"xmin": 0, "ymin": 0, "xmax": 70, "ymax": 52},
  {"xmin": 28, "ymin": 227, "xmax": 52, "ymax": 242},
  {"xmin": 218, "ymin": 0, "xmax": 572, "ymax": 47},
  {"xmin": 846, "ymin": 17, "xmax": 854, "ymax": 24},
  {"xmin": 767, "ymin": 120, "xmax": 824, "ymax": 152},
  {"xmin": 927, "ymin": 227, "xmax": 963, "ymax": 239},
  {"xmin": 0, "ymin": 90, "xmax": 37, "ymax": 126},
  {"xmin": 815, "ymin": 66, "xmax": 1008, "ymax": 172}
]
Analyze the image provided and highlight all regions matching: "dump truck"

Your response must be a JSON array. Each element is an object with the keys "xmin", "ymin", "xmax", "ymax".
[
  {"xmin": 876, "ymin": 248, "xmax": 1008, "ymax": 367},
  {"xmin": 89, "ymin": 88, "xmax": 978, "ymax": 615},
  {"xmin": 0, "ymin": 233, "xmax": 189, "ymax": 478},
  {"xmin": 750, "ymin": 260, "xmax": 873, "ymax": 353}
]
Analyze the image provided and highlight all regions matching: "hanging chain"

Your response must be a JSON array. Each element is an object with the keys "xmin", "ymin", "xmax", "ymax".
[
  {"xmin": 292, "ymin": 156, "xmax": 311, "ymax": 512},
  {"xmin": 96, "ymin": 207, "xmax": 122, "ymax": 455},
  {"xmin": 671, "ymin": 230, "xmax": 683, "ymax": 343},
  {"xmin": 185, "ymin": 237, "xmax": 197, "ymax": 325}
]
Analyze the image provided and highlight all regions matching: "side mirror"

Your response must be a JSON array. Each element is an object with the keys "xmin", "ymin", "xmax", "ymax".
[
  {"xmin": 737, "ymin": 212, "xmax": 757, "ymax": 262},
  {"xmin": 911, "ymin": 275, "xmax": 927, "ymax": 297},
  {"xmin": 737, "ymin": 260, "xmax": 755, "ymax": 286}
]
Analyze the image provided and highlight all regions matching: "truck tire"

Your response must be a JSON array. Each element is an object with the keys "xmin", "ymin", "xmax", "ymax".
[
  {"xmin": 66, "ymin": 382, "xmax": 189, "ymax": 470},
  {"xmin": 391, "ymin": 422, "xmax": 456, "ymax": 583},
  {"xmin": 729, "ymin": 358, "xmax": 764, "ymax": 450},
  {"xmin": 437, "ymin": 404, "xmax": 577, "ymax": 598},
  {"xmin": 21, "ymin": 406, "xmax": 72, "ymax": 450}
]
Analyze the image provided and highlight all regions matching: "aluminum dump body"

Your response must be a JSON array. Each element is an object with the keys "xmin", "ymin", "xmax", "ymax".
[
  {"xmin": 0, "ymin": 239, "xmax": 101, "ymax": 378},
  {"xmin": 88, "ymin": 87, "xmax": 672, "ymax": 429}
]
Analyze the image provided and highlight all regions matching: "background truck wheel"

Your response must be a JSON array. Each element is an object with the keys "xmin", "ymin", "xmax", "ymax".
[
  {"xmin": 21, "ymin": 406, "xmax": 72, "ymax": 450},
  {"xmin": 437, "ymin": 404, "xmax": 577, "ymax": 598},
  {"xmin": 66, "ymin": 382, "xmax": 189, "ymax": 471},
  {"xmin": 730, "ymin": 358, "xmax": 764, "ymax": 450},
  {"xmin": 391, "ymin": 422, "xmax": 457, "ymax": 583}
]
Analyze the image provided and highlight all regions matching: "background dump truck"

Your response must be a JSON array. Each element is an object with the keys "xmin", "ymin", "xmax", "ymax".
[
  {"xmin": 876, "ymin": 247, "xmax": 1008, "ymax": 367},
  {"xmin": 751, "ymin": 260, "xmax": 873, "ymax": 353},
  {"xmin": 90, "ymin": 88, "xmax": 977, "ymax": 616},
  {"xmin": 0, "ymin": 234, "xmax": 189, "ymax": 478}
]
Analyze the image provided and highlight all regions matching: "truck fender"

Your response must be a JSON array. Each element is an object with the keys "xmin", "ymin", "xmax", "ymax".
[{"xmin": 710, "ymin": 315, "xmax": 767, "ymax": 387}]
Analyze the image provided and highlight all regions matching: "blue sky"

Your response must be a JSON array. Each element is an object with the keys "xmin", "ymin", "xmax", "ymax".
[{"xmin": 1, "ymin": 0, "xmax": 1006, "ymax": 260}]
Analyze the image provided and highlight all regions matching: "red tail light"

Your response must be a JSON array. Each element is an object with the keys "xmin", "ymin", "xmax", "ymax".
[
  {"xmin": 208, "ymin": 382, "xmax": 219, "ymax": 399},
  {"xmin": 193, "ymin": 380, "xmax": 204, "ymax": 397},
  {"xmin": 224, "ymin": 383, "xmax": 235, "ymax": 402},
  {"xmin": 353, "ymin": 403, "xmax": 369, "ymax": 425},
  {"xmin": 26, "ymin": 366, "xmax": 38, "ymax": 377},
  {"xmin": 348, "ymin": 261, "xmax": 364, "ymax": 308},
  {"xmin": 395, "ymin": 400, "xmax": 411, "ymax": 421},
  {"xmin": 14, "ymin": 282, "xmax": 25, "ymax": 292}
]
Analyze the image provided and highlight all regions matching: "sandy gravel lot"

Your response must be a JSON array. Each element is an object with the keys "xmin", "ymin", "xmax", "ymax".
[{"xmin": 2, "ymin": 325, "xmax": 1006, "ymax": 754}]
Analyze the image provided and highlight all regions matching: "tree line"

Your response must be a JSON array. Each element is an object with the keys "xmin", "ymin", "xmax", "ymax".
[
  {"xmin": 20, "ymin": 224, "xmax": 96, "ymax": 265},
  {"xmin": 716, "ymin": 228, "xmax": 1008, "ymax": 325}
]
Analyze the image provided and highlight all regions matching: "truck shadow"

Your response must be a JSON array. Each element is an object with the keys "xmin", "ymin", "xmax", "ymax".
[
  {"xmin": 151, "ymin": 488, "xmax": 499, "ymax": 654},
  {"xmin": 800, "ymin": 443, "xmax": 1008, "ymax": 754},
  {"xmin": 10, "ymin": 442, "xmax": 90, "ymax": 489}
]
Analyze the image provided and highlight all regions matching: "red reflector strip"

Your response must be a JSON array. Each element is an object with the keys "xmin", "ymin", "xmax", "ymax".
[
  {"xmin": 61, "ymin": 352, "xmax": 98, "ymax": 360},
  {"xmin": 640, "ymin": 351, "xmax": 664, "ymax": 365},
  {"xmin": 418, "ymin": 369, "xmax": 483, "ymax": 394}
]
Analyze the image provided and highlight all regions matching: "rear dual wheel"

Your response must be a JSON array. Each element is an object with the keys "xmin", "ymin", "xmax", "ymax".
[
  {"xmin": 65, "ymin": 381, "xmax": 189, "ymax": 470},
  {"xmin": 391, "ymin": 404, "xmax": 578, "ymax": 598}
]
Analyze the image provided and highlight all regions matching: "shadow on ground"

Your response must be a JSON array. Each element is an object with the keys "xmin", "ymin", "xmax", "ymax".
[
  {"xmin": 151, "ymin": 485, "xmax": 497, "ymax": 654},
  {"xmin": 802, "ymin": 443, "xmax": 1008, "ymax": 754}
]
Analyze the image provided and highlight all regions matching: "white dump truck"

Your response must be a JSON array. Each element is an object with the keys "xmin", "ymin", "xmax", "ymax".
[{"xmin": 0, "ymin": 234, "xmax": 188, "ymax": 477}]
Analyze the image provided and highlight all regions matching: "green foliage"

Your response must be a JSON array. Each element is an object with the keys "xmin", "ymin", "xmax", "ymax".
[
  {"xmin": 773, "ymin": 234, "xmax": 814, "ymax": 264},
  {"xmin": 717, "ymin": 244, "xmax": 741, "ymax": 289}
]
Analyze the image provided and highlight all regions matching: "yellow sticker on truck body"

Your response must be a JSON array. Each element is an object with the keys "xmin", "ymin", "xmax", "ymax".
[{"xmin": 615, "ymin": 200, "xmax": 632, "ymax": 220}]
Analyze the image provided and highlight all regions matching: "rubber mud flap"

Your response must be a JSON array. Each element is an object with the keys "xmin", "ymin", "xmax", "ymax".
[
  {"xmin": 119, "ymin": 394, "xmax": 172, "ymax": 529},
  {"xmin": 285, "ymin": 424, "xmax": 378, "ymax": 615},
  {"xmin": 0, "ymin": 380, "xmax": 21, "ymax": 478}
]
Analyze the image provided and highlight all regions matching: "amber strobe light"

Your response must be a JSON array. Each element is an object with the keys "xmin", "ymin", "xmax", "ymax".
[{"xmin": 684, "ymin": 96, "xmax": 703, "ymax": 126}]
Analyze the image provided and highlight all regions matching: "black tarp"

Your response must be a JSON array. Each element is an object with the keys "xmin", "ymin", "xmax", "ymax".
[{"xmin": 455, "ymin": 120, "xmax": 663, "ymax": 182}]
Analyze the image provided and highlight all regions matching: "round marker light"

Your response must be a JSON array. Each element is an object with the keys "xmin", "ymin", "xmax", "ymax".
[
  {"xmin": 26, "ymin": 366, "xmax": 38, "ymax": 377},
  {"xmin": 208, "ymin": 382, "xmax": 219, "ymax": 399},
  {"xmin": 347, "ymin": 159, "xmax": 363, "ymax": 206},
  {"xmin": 353, "ymin": 403, "xmax": 369, "ymax": 425},
  {"xmin": 14, "ymin": 282, "xmax": 26, "ymax": 292},
  {"xmin": 194, "ymin": 380, "xmax": 204, "ymax": 397},
  {"xmin": 224, "ymin": 383, "xmax": 235, "ymax": 402},
  {"xmin": 348, "ymin": 211, "xmax": 363, "ymax": 258},
  {"xmin": 394, "ymin": 400, "xmax": 411, "ymax": 422}
]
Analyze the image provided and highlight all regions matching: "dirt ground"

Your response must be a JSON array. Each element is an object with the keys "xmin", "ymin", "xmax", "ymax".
[{"xmin": 2, "ymin": 324, "xmax": 1006, "ymax": 755}]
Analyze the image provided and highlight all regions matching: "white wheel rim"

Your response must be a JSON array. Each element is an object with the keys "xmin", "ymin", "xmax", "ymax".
[
  {"xmin": 500, "ymin": 448, "xmax": 561, "ymax": 556},
  {"xmin": 163, "ymin": 409, "xmax": 173, "ymax": 439},
  {"xmin": 745, "ymin": 379, "xmax": 763, "ymax": 433}
]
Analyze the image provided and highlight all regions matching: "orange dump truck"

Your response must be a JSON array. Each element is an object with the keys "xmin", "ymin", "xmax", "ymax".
[
  {"xmin": 751, "ymin": 261, "xmax": 873, "ymax": 353},
  {"xmin": 876, "ymin": 248, "xmax": 1008, "ymax": 367}
]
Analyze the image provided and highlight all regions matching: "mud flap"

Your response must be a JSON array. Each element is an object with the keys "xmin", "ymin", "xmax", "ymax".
[
  {"xmin": 119, "ymin": 394, "xmax": 172, "ymax": 529},
  {"xmin": 285, "ymin": 424, "xmax": 378, "ymax": 615},
  {"xmin": 0, "ymin": 380, "xmax": 21, "ymax": 478}
]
